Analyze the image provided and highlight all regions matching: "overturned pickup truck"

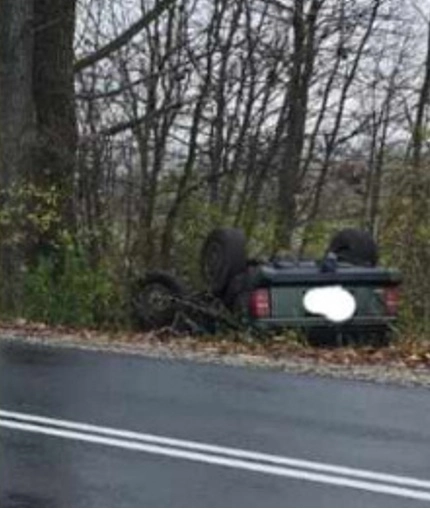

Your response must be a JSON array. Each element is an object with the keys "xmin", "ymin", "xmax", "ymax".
[{"xmin": 130, "ymin": 228, "xmax": 401, "ymax": 345}]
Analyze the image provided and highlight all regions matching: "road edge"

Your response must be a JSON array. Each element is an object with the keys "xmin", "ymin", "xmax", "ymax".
[{"xmin": 1, "ymin": 332, "xmax": 430, "ymax": 389}]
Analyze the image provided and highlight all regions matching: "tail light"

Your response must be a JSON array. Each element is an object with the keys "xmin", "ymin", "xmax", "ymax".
[
  {"xmin": 384, "ymin": 286, "xmax": 400, "ymax": 315},
  {"xmin": 249, "ymin": 288, "xmax": 271, "ymax": 318}
]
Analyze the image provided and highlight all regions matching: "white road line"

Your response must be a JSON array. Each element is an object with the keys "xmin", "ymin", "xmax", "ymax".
[
  {"xmin": 1, "ymin": 417, "xmax": 430, "ymax": 502},
  {"xmin": 1, "ymin": 408, "xmax": 430, "ymax": 491}
]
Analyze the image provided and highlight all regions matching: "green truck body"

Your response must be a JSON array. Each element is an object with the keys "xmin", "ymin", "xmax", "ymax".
[
  {"xmin": 131, "ymin": 228, "xmax": 402, "ymax": 344},
  {"xmin": 235, "ymin": 261, "xmax": 401, "ymax": 335}
]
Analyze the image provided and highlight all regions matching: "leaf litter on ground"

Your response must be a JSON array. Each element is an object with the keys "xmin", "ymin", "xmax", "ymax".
[{"xmin": 0, "ymin": 319, "xmax": 429, "ymax": 386}]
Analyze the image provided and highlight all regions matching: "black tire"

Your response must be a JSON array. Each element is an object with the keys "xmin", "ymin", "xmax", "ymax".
[
  {"xmin": 200, "ymin": 228, "xmax": 247, "ymax": 296},
  {"xmin": 130, "ymin": 271, "xmax": 185, "ymax": 330},
  {"xmin": 327, "ymin": 228, "xmax": 378, "ymax": 267}
]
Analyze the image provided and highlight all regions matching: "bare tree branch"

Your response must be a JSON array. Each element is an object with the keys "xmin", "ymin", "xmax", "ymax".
[{"xmin": 74, "ymin": 0, "xmax": 175, "ymax": 73}]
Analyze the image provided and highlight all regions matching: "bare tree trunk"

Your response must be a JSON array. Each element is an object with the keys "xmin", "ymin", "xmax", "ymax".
[
  {"xmin": 276, "ymin": 0, "xmax": 321, "ymax": 248},
  {"xmin": 412, "ymin": 21, "xmax": 430, "ymax": 169},
  {"xmin": 159, "ymin": 83, "xmax": 209, "ymax": 267},
  {"xmin": 301, "ymin": 0, "xmax": 381, "ymax": 245},
  {"xmin": 159, "ymin": 3, "xmax": 222, "ymax": 267},
  {"xmin": 209, "ymin": 0, "xmax": 244, "ymax": 204},
  {"xmin": 366, "ymin": 52, "xmax": 403, "ymax": 236},
  {"xmin": 368, "ymin": 104, "xmax": 390, "ymax": 237}
]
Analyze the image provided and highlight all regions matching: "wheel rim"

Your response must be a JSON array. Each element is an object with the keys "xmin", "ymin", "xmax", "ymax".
[{"xmin": 133, "ymin": 283, "xmax": 174, "ymax": 323}]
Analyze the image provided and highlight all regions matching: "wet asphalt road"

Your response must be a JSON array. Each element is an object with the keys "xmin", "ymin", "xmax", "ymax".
[{"xmin": 1, "ymin": 339, "xmax": 430, "ymax": 508}]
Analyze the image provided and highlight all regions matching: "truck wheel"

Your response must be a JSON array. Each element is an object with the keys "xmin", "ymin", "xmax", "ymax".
[
  {"xmin": 327, "ymin": 228, "xmax": 378, "ymax": 267},
  {"xmin": 200, "ymin": 228, "xmax": 247, "ymax": 296},
  {"xmin": 130, "ymin": 271, "xmax": 185, "ymax": 329}
]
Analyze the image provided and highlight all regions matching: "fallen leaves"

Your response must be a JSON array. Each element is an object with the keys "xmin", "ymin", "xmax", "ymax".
[{"xmin": 0, "ymin": 318, "xmax": 429, "ymax": 371}]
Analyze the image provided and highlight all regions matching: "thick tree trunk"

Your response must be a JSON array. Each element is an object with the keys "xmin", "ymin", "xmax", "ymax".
[
  {"xmin": 0, "ymin": 0, "xmax": 35, "ymax": 187},
  {"xmin": 1, "ymin": 0, "xmax": 78, "ymax": 305},
  {"xmin": 0, "ymin": 0, "xmax": 35, "ymax": 311},
  {"xmin": 31, "ymin": 0, "xmax": 77, "ymax": 258}
]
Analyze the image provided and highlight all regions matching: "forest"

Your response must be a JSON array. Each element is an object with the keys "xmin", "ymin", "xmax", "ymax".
[{"xmin": 0, "ymin": 0, "xmax": 429, "ymax": 335}]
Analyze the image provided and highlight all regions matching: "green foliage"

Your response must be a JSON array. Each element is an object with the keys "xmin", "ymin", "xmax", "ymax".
[
  {"xmin": 379, "ymin": 165, "xmax": 430, "ymax": 334},
  {"xmin": 0, "ymin": 183, "xmax": 61, "ymax": 247},
  {"xmin": 21, "ymin": 243, "xmax": 125, "ymax": 328},
  {"xmin": 246, "ymin": 215, "xmax": 277, "ymax": 259},
  {"xmin": 299, "ymin": 220, "xmax": 356, "ymax": 259},
  {"xmin": 0, "ymin": 181, "xmax": 128, "ymax": 328},
  {"xmin": 0, "ymin": 181, "xmax": 65, "ymax": 315},
  {"xmin": 173, "ymin": 196, "xmax": 230, "ymax": 286},
  {"xmin": 174, "ymin": 191, "xmax": 284, "ymax": 283}
]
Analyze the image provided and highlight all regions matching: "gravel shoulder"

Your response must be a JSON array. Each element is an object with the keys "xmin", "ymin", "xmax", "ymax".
[{"xmin": 1, "ymin": 322, "xmax": 430, "ymax": 388}]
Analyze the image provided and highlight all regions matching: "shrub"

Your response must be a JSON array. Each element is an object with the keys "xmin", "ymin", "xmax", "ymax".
[{"xmin": 21, "ymin": 243, "xmax": 125, "ymax": 328}]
